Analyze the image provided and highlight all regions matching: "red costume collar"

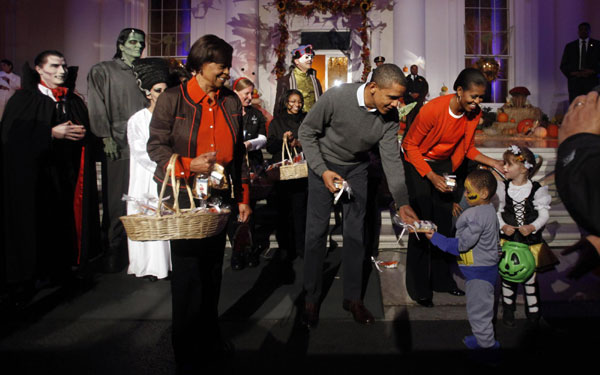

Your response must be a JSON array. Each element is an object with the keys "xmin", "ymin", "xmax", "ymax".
[{"xmin": 40, "ymin": 81, "xmax": 68, "ymax": 101}]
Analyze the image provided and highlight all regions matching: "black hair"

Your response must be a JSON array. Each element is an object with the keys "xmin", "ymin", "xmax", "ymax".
[
  {"xmin": 34, "ymin": 50, "xmax": 65, "ymax": 67},
  {"xmin": 114, "ymin": 28, "xmax": 146, "ymax": 59},
  {"xmin": 453, "ymin": 67, "xmax": 487, "ymax": 91},
  {"xmin": 185, "ymin": 34, "xmax": 233, "ymax": 73},
  {"xmin": 371, "ymin": 63, "xmax": 407, "ymax": 88},
  {"xmin": 280, "ymin": 89, "xmax": 304, "ymax": 114},
  {"xmin": 0, "ymin": 59, "xmax": 13, "ymax": 69},
  {"xmin": 466, "ymin": 169, "xmax": 497, "ymax": 201},
  {"xmin": 579, "ymin": 22, "xmax": 591, "ymax": 30}
]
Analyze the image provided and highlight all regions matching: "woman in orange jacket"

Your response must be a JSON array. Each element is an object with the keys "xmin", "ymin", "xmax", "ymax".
[{"xmin": 401, "ymin": 68, "xmax": 503, "ymax": 307}]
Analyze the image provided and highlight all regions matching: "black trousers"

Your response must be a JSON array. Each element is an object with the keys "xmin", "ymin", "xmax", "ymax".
[
  {"xmin": 274, "ymin": 178, "xmax": 308, "ymax": 258},
  {"xmin": 304, "ymin": 162, "xmax": 368, "ymax": 304},
  {"xmin": 162, "ymin": 190, "xmax": 229, "ymax": 374},
  {"xmin": 101, "ymin": 157, "xmax": 129, "ymax": 260},
  {"xmin": 170, "ymin": 230, "xmax": 226, "ymax": 373},
  {"xmin": 403, "ymin": 158, "xmax": 459, "ymax": 301}
]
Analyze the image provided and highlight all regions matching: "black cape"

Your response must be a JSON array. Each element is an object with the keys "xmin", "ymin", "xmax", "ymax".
[{"xmin": 0, "ymin": 65, "xmax": 101, "ymax": 284}]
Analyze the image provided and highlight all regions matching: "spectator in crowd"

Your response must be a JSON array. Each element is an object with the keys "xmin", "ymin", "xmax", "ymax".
[
  {"xmin": 88, "ymin": 28, "xmax": 148, "ymax": 273},
  {"xmin": 299, "ymin": 64, "xmax": 417, "ymax": 328},
  {"xmin": 274, "ymin": 44, "xmax": 322, "ymax": 115},
  {"xmin": 0, "ymin": 59, "xmax": 21, "ymax": 118},
  {"xmin": 266, "ymin": 89, "xmax": 307, "ymax": 262},
  {"xmin": 125, "ymin": 57, "xmax": 172, "ymax": 281},
  {"xmin": 401, "ymin": 68, "xmax": 503, "ymax": 308},
  {"xmin": 147, "ymin": 34, "xmax": 251, "ymax": 373},
  {"xmin": 560, "ymin": 22, "xmax": 600, "ymax": 103},
  {"xmin": 556, "ymin": 88, "xmax": 600, "ymax": 278},
  {"xmin": 1, "ymin": 50, "xmax": 100, "ymax": 305},
  {"xmin": 229, "ymin": 77, "xmax": 267, "ymax": 270}
]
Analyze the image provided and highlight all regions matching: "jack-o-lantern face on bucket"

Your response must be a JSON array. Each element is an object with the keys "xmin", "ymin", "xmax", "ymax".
[{"xmin": 498, "ymin": 241, "xmax": 536, "ymax": 283}]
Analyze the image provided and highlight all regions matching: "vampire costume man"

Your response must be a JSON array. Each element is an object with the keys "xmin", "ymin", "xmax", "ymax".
[{"xmin": 0, "ymin": 52, "xmax": 101, "ymax": 292}]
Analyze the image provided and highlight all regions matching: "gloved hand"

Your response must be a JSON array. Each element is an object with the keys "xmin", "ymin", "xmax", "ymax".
[{"xmin": 103, "ymin": 137, "xmax": 120, "ymax": 160}]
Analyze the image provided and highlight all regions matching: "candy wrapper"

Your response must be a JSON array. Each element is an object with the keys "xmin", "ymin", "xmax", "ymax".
[
  {"xmin": 333, "ymin": 180, "xmax": 352, "ymax": 204},
  {"xmin": 443, "ymin": 173, "xmax": 456, "ymax": 191},
  {"xmin": 190, "ymin": 196, "xmax": 231, "ymax": 215},
  {"xmin": 391, "ymin": 211, "xmax": 438, "ymax": 243},
  {"xmin": 371, "ymin": 256, "xmax": 399, "ymax": 273},
  {"xmin": 122, "ymin": 194, "xmax": 173, "ymax": 216},
  {"xmin": 209, "ymin": 163, "xmax": 229, "ymax": 190}
]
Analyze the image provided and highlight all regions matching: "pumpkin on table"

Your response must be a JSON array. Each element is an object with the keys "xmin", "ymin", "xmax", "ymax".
[
  {"xmin": 546, "ymin": 124, "xmax": 559, "ymax": 138},
  {"xmin": 517, "ymin": 118, "xmax": 534, "ymax": 134},
  {"xmin": 497, "ymin": 112, "xmax": 509, "ymax": 123}
]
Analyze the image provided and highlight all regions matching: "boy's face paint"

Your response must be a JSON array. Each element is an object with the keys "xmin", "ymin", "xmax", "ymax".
[{"xmin": 464, "ymin": 179, "xmax": 485, "ymax": 206}]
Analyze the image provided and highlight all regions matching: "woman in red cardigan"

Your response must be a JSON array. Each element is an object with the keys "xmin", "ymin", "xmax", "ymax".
[{"xmin": 401, "ymin": 68, "xmax": 503, "ymax": 307}]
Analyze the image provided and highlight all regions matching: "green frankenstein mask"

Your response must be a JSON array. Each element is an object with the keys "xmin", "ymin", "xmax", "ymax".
[
  {"xmin": 120, "ymin": 31, "xmax": 145, "ymax": 65},
  {"xmin": 499, "ymin": 241, "xmax": 535, "ymax": 283}
]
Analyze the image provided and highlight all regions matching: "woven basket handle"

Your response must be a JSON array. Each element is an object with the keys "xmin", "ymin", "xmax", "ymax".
[
  {"xmin": 281, "ymin": 133, "xmax": 298, "ymax": 161},
  {"xmin": 157, "ymin": 154, "xmax": 195, "ymax": 216}
]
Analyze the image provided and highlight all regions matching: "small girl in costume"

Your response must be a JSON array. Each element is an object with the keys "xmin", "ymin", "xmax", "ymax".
[{"xmin": 496, "ymin": 145, "xmax": 554, "ymax": 326}]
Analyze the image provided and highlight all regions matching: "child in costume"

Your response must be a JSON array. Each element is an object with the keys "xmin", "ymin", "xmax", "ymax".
[
  {"xmin": 425, "ymin": 169, "xmax": 500, "ymax": 350},
  {"xmin": 496, "ymin": 145, "xmax": 553, "ymax": 326}
]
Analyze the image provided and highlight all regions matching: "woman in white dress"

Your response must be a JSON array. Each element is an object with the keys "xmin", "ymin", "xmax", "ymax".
[{"xmin": 126, "ymin": 58, "xmax": 172, "ymax": 281}]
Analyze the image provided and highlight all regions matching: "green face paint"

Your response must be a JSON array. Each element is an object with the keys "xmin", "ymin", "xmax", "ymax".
[{"xmin": 119, "ymin": 31, "xmax": 145, "ymax": 65}]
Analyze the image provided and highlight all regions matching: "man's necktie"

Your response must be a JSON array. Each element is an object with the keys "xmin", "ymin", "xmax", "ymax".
[{"xmin": 580, "ymin": 40, "xmax": 587, "ymax": 70}]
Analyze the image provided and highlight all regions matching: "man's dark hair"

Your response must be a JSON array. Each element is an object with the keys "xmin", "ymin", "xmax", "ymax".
[
  {"xmin": 114, "ymin": 28, "xmax": 146, "ymax": 58},
  {"xmin": 466, "ymin": 169, "xmax": 497, "ymax": 201},
  {"xmin": 186, "ymin": 34, "xmax": 233, "ymax": 73},
  {"xmin": 371, "ymin": 64, "xmax": 407, "ymax": 88},
  {"xmin": 579, "ymin": 22, "xmax": 591, "ymax": 30},
  {"xmin": 280, "ymin": 89, "xmax": 304, "ymax": 114},
  {"xmin": 453, "ymin": 67, "xmax": 487, "ymax": 91},
  {"xmin": 34, "ymin": 50, "xmax": 65, "ymax": 67},
  {"xmin": 0, "ymin": 59, "xmax": 13, "ymax": 69}
]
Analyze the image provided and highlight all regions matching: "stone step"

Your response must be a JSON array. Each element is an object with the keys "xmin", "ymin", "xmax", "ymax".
[{"xmin": 231, "ymin": 221, "xmax": 581, "ymax": 252}]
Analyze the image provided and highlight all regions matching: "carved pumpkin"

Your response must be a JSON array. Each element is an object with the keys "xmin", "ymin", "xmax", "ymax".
[
  {"xmin": 534, "ymin": 126, "xmax": 547, "ymax": 138},
  {"xmin": 497, "ymin": 112, "xmax": 509, "ymax": 122},
  {"xmin": 499, "ymin": 241, "xmax": 536, "ymax": 283},
  {"xmin": 517, "ymin": 118, "xmax": 534, "ymax": 133},
  {"xmin": 547, "ymin": 124, "xmax": 559, "ymax": 138}
]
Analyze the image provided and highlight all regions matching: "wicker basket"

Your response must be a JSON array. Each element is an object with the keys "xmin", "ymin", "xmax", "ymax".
[
  {"xmin": 120, "ymin": 154, "xmax": 230, "ymax": 241},
  {"xmin": 279, "ymin": 135, "xmax": 308, "ymax": 180}
]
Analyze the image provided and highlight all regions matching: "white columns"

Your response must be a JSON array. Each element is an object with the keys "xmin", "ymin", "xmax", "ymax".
[
  {"xmin": 225, "ymin": 0, "xmax": 259, "ymax": 81},
  {"xmin": 393, "ymin": 0, "xmax": 426, "ymax": 73}
]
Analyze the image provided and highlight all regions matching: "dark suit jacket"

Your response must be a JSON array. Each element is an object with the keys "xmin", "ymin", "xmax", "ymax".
[
  {"xmin": 560, "ymin": 38, "xmax": 600, "ymax": 101},
  {"xmin": 404, "ymin": 74, "xmax": 429, "ymax": 105}
]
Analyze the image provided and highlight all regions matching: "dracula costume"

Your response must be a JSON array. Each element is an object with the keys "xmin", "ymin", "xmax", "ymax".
[{"xmin": 1, "ymin": 64, "xmax": 101, "ymax": 286}]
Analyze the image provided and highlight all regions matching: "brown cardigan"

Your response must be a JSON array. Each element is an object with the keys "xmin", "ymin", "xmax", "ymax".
[{"xmin": 147, "ymin": 81, "xmax": 250, "ymax": 204}]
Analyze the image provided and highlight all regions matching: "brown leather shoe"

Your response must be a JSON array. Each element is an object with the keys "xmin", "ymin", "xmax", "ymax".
[
  {"xmin": 342, "ymin": 299, "xmax": 374, "ymax": 325},
  {"xmin": 302, "ymin": 302, "xmax": 319, "ymax": 328}
]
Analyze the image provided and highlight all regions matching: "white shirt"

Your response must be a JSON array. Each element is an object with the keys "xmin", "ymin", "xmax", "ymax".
[{"xmin": 356, "ymin": 82, "xmax": 377, "ymax": 112}]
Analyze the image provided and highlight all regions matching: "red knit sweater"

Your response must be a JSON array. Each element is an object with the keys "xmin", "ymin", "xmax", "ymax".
[{"xmin": 402, "ymin": 94, "xmax": 481, "ymax": 177}]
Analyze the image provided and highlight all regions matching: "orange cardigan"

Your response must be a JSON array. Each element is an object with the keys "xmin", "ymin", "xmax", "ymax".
[{"xmin": 402, "ymin": 94, "xmax": 481, "ymax": 177}]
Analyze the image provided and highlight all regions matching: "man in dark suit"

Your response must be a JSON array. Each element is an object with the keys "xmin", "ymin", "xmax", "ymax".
[
  {"xmin": 404, "ymin": 64, "xmax": 429, "ymax": 130},
  {"xmin": 560, "ymin": 22, "xmax": 600, "ymax": 103}
]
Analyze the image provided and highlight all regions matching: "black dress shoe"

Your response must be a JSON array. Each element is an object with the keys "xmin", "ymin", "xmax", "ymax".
[
  {"xmin": 231, "ymin": 250, "xmax": 245, "ymax": 270},
  {"xmin": 246, "ymin": 248, "xmax": 260, "ymax": 268},
  {"xmin": 342, "ymin": 299, "xmax": 375, "ymax": 325},
  {"xmin": 302, "ymin": 302, "xmax": 319, "ymax": 328},
  {"xmin": 416, "ymin": 298, "xmax": 434, "ymax": 307},
  {"xmin": 447, "ymin": 288, "xmax": 465, "ymax": 296}
]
